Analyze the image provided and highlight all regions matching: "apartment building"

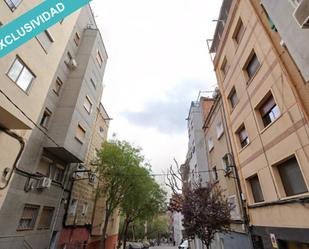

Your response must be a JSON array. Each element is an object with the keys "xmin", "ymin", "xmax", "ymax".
[
  {"xmin": 256, "ymin": 0, "xmax": 309, "ymax": 127},
  {"xmin": 184, "ymin": 97, "xmax": 213, "ymax": 249},
  {"xmin": 210, "ymin": 0, "xmax": 309, "ymax": 248},
  {"xmin": 186, "ymin": 97, "xmax": 213, "ymax": 187},
  {"xmin": 202, "ymin": 93, "xmax": 252, "ymax": 249},
  {"xmin": 57, "ymin": 104, "xmax": 113, "ymax": 248},
  {"xmin": 0, "ymin": 1, "xmax": 109, "ymax": 248}
]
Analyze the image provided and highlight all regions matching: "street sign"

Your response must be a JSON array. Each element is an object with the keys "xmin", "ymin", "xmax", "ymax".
[{"xmin": 270, "ymin": 233, "xmax": 278, "ymax": 248}]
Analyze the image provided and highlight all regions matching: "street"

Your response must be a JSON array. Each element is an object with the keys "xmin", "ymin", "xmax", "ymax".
[{"xmin": 151, "ymin": 245, "xmax": 177, "ymax": 249}]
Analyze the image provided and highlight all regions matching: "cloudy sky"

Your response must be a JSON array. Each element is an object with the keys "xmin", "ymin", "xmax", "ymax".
[{"xmin": 91, "ymin": 0, "xmax": 223, "ymax": 182}]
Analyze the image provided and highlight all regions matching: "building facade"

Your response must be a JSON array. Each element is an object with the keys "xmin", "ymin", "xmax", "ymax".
[
  {"xmin": 185, "ymin": 97, "xmax": 214, "ymax": 249},
  {"xmin": 202, "ymin": 93, "xmax": 252, "ymax": 249},
  {"xmin": 211, "ymin": 0, "xmax": 309, "ymax": 248},
  {"xmin": 0, "ymin": 2, "xmax": 109, "ymax": 248}
]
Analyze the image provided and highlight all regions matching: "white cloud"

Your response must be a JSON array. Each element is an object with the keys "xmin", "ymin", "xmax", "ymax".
[{"xmin": 91, "ymin": 0, "xmax": 222, "ymax": 175}]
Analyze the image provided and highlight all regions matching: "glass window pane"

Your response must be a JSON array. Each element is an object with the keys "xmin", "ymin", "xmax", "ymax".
[
  {"xmin": 250, "ymin": 176, "xmax": 264, "ymax": 203},
  {"xmin": 16, "ymin": 68, "xmax": 34, "ymax": 91},
  {"xmin": 8, "ymin": 59, "xmax": 23, "ymax": 82},
  {"xmin": 278, "ymin": 157, "xmax": 308, "ymax": 196},
  {"xmin": 246, "ymin": 54, "xmax": 260, "ymax": 79}
]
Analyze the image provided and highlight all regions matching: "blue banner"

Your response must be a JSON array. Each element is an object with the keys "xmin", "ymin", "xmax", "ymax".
[{"xmin": 0, "ymin": 0, "xmax": 92, "ymax": 58}]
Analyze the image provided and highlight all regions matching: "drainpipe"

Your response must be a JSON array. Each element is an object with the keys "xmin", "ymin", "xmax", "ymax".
[
  {"xmin": 0, "ymin": 127, "xmax": 25, "ymax": 190},
  {"xmin": 220, "ymin": 101, "xmax": 254, "ymax": 249}
]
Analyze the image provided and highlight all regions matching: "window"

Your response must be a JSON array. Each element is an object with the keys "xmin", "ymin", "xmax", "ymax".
[
  {"xmin": 216, "ymin": 121, "xmax": 224, "ymax": 139},
  {"xmin": 53, "ymin": 164, "xmax": 65, "ymax": 183},
  {"xmin": 36, "ymin": 30, "xmax": 54, "ymax": 52},
  {"xmin": 37, "ymin": 207, "xmax": 54, "ymax": 230},
  {"xmin": 68, "ymin": 199, "xmax": 78, "ymax": 216},
  {"xmin": 7, "ymin": 57, "xmax": 35, "ymax": 92},
  {"xmin": 82, "ymin": 202, "xmax": 88, "ymax": 216},
  {"xmin": 90, "ymin": 78, "xmax": 96, "ymax": 88},
  {"xmin": 259, "ymin": 94, "xmax": 280, "ymax": 127},
  {"xmin": 221, "ymin": 57, "xmax": 229, "ymax": 76},
  {"xmin": 40, "ymin": 108, "xmax": 52, "ymax": 128},
  {"xmin": 227, "ymin": 195, "xmax": 240, "ymax": 220},
  {"xmin": 96, "ymin": 50, "xmax": 103, "ymax": 67},
  {"xmin": 75, "ymin": 124, "xmax": 86, "ymax": 143},
  {"xmin": 228, "ymin": 87, "xmax": 238, "ymax": 109},
  {"xmin": 5, "ymin": 0, "xmax": 22, "ymax": 11},
  {"xmin": 65, "ymin": 51, "xmax": 73, "ymax": 67},
  {"xmin": 245, "ymin": 52, "xmax": 260, "ymax": 80},
  {"xmin": 99, "ymin": 126, "xmax": 105, "ymax": 137},
  {"xmin": 208, "ymin": 137, "xmax": 214, "ymax": 151},
  {"xmin": 17, "ymin": 204, "xmax": 40, "ymax": 231},
  {"xmin": 248, "ymin": 175, "xmax": 264, "ymax": 203},
  {"xmin": 74, "ymin": 32, "xmax": 81, "ymax": 46},
  {"xmin": 277, "ymin": 157, "xmax": 308, "ymax": 197},
  {"xmin": 233, "ymin": 18, "xmax": 245, "ymax": 44},
  {"xmin": 222, "ymin": 157, "xmax": 230, "ymax": 174},
  {"xmin": 237, "ymin": 125, "xmax": 249, "ymax": 148},
  {"xmin": 53, "ymin": 77, "xmax": 63, "ymax": 95},
  {"xmin": 212, "ymin": 166, "xmax": 218, "ymax": 181},
  {"xmin": 84, "ymin": 96, "xmax": 93, "ymax": 113}
]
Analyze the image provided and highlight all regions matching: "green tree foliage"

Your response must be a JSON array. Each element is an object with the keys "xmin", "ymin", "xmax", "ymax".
[
  {"xmin": 94, "ymin": 139, "xmax": 146, "ymax": 249},
  {"xmin": 119, "ymin": 215, "xmax": 169, "ymax": 242},
  {"xmin": 120, "ymin": 167, "xmax": 166, "ymax": 249}
]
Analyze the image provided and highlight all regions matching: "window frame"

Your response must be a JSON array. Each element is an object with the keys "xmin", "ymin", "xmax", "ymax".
[
  {"xmin": 7, "ymin": 56, "xmax": 36, "ymax": 93},
  {"xmin": 216, "ymin": 121, "xmax": 224, "ymax": 139},
  {"xmin": 4, "ymin": 0, "xmax": 23, "ymax": 11},
  {"xmin": 37, "ymin": 206, "xmax": 55, "ymax": 230},
  {"xmin": 36, "ymin": 30, "xmax": 54, "ymax": 53},
  {"xmin": 274, "ymin": 156, "xmax": 308, "ymax": 197},
  {"xmin": 220, "ymin": 57, "xmax": 229, "ymax": 78},
  {"xmin": 248, "ymin": 175, "xmax": 264, "ymax": 203},
  {"xmin": 74, "ymin": 32, "xmax": 81, "ymax": 46},
  {"xmin": 75, "ymin": 123, "xmax": 86, "ymax": 144},
  {"xmin": 212, "ymin": 166, "xmax": 218, "ymax": 182},
  {"xmin": 17, "ymin": 204, "xmax": 40, "ymax": 231},
  {"xmin": 237, "ymin": 125, "xmax": 249, "ymax": 149},
  {"xmin": 258, "ymin": 93, "xmax": 280, "ymax": 128},
  {"xmin": 243, "ymin": 50, "xmax": 261, "ymax": 82},
  {"xmin": 40, "ymin": 108, "xmax": 52, "ymax": 129},
  {"xmin": 96, "ymin": 50, "xmax": 103, "ymax": 67},
  {"xmin": 53, "ymin": 77, "xmax": 63, "ymax": 95},
  {"xmin": 208, "ymin": 137, "xmax": 214, "ymax": 152},
  {"xmin": 232, "ymin": 17, "xmax": 245, "ymax": 46},
  {"xmin": 228, "ymin": 87, "xmax": 238, "ymax": 110},
  {"xmin": 83, "ymin": 95, "xmax": 93, "ymax": 114}
]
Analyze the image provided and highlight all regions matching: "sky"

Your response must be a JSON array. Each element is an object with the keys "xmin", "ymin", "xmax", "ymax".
[{"xmin": 90, "ymin": 0, "xmax": 223, "ymax": 184}]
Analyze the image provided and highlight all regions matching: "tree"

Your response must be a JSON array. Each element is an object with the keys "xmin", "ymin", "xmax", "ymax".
[
  {"xmin": 120, "ymin": 214, "xmax": 169, "ymax": 242},
  {"xmin": 94, "ymin": 139, "xmax": 146, "ymax": 249},
  {"xmin": 182, "ymin": 184, "xmax": 232, "ymax": 249},
  {"xmin": 120, "ymin": 167, "xmax": 166, "ymax": 249}
]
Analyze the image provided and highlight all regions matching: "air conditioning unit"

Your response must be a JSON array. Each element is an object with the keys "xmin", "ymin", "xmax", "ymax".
[
  {"xmin": 88, "ymin": 173, "xmax": 96, "ymax": 183},
  {"xmin": 37, "ymin": 177, "xmax": 52, "ymax": 189},
  {"xmin": 67, "ymin": 58, "xmax": 78, "ymax": 70},
  {"xmin": 293, "ymin": 0, "xmax": 309, "ymax": 28},
  {"xmin": 74, "ymin": 164, "xmax": 86, "ymax": 178},
  {"xmin": 212, "ymin": 87, "xmax": 220, "ymax": 99}
]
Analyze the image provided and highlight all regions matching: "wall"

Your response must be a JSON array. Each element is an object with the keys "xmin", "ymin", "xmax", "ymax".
[{"xmin": 212, "ymin": 0, "xmax": 309, "ymax": 238}]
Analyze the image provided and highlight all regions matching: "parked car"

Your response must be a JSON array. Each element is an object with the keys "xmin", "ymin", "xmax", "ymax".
[
  {"xmin": 178, "ymin": 240, "xmax": 189, "ymax": 249},
  {"xmin": 142, "ymin": 241, "xmax": 150, "ymax": 249},
  {"xmin": 126, "ymin": 242, "xmax": 144, "ymax": 249}
]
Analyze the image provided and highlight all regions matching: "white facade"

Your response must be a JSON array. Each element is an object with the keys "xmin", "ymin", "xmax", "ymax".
[
  {"xmin": 186, "ymin": 99, "xmax": 210, "ymax": 188},
  {"xmin": 172, "ymin": 211, "xmax": 184, "ymax": 246}
]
